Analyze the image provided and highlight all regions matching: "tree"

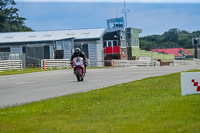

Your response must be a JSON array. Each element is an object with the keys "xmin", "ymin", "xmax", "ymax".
[
  {"xmin": 0, "ymin": 0, "xmax": 32, "ymax": 32},
  {"xmin": 162, "ymin": 28, "xmax": 179, "ymax": 43},
  {"xmin": 139, "ymin": 28, "xmax": 200, "ymax": 50}
]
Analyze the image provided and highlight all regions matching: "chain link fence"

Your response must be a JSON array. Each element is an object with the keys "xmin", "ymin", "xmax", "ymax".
[
  {"xmin": 0, "ymin": 44, "xmax": 50, "ymax": 68},
  {"xmin": 26, "ymin": 45, "xmax": 45, "ymax": 67}
]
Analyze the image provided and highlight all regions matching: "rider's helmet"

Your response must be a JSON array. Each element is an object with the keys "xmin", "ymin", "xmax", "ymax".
[{"xmin": 75, "ymin": 48, "xmax": 81, "ymax": 56}]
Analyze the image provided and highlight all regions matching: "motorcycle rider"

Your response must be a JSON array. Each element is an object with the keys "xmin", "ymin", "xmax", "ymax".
[{"xmin": 70, "ymin": 47, "xmax": 87, "ymax": 72}]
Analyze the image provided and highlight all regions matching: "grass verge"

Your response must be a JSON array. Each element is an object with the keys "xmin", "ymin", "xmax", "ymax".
[
  {"xmin": 0, "ymin": 69, "xmax": 200, "ymax": 133},
  {"xmin": 0, "ymin": 68, "xmax": 43, "ymax": 76}
]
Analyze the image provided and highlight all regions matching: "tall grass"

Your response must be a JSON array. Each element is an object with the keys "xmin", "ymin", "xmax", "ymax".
[{"xmin": 0, "ymin": 69, "xmax": 200, "ymax": 133}]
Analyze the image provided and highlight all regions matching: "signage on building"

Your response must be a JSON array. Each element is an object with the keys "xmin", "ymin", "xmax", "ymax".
[{"xmin": 181, "ymin": 72, "xmax": 200, "ymax": 96}]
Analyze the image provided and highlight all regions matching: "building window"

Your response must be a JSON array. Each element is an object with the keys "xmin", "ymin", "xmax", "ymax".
[
  {"xmin": 104, "ymin": 40, "xmax": 118, "ymax": 47},
  {"xmin": 11, "ymin": 46, "xmax": 22, "ymax": 54},
  {"xmin": 122, "ymin": 49, "xmax": 126, "ymax": 55},
  {"xmin": 0, "ymin": 47, "xmax": 10, "ymax": 52},
  {"xmin": 120, "ymin": 32, "xmax": 126, "ymax": 40},
  {"xmin": 108, "ymin": 41, "xmax": 112, "ymax": 47},
  {"xmin": 135, "ymin": 39, "xmax": 137, "ymax": 46},
  {"xmin": 108, "ymin": 21, "xmax": 123, "ymax": 29},
  {"xmin": 131, "ymin": 29, "xmax": 134, "ymax": 36},
  {"xmin": 131, "ymin": 38, "xmax": 134, "ymax": 46},
  {"xmin": 121, "ymin": 40, "xmax": 126, "ymax": 48},
  {"xmin": 131, "ymin": 38, "xmax": 139, "ymax": 46},
  {"xmin": 108, "ymin": 22, "xmax": 114, "ymax": 29},
  {"xmin": 115, "ymin": 22, "xmax": 123, "ymax": 28},
  {"xmin": 22, "ymin": 47, "xmax": 26, "ymax": 53},
  {"xmin": 113, "ymin": 41, "xmax": 118, "ymax": 46},
  {"xmin": 104, "ymin": 41, "xmax": 106, "ymax": 48}
]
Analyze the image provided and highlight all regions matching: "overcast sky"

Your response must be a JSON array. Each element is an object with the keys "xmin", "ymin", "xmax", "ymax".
[{"xmin": 15, "ymin": 0, "xmax": 200, "ymax": 36}]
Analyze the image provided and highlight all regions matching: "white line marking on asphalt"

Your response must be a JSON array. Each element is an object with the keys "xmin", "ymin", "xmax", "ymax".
[{"xmin": 16, "ymin": 82, "xmax": 34, "ymax": 85}]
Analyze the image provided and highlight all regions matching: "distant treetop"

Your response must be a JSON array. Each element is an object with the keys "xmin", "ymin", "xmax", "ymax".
[{"xmin": 0, "ymin": 0, "xmax": 32, "ymax": 32}]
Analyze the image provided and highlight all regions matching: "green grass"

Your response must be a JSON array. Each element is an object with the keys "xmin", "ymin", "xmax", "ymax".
[
  {"xmin": 0, "ymin": 67, "xmax": 71, "ymax": 76},
  {"xmin": 0, "ymin": 68, "xmax": 43, "ymax": 76},
  {"xmin": 0, "ymin": 69, "xmax": 200, "ymax": 133}
]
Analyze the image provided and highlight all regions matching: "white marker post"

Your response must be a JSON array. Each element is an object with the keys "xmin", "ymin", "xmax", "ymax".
[{"xmin": 181, "ymin": 72, "xmax": 200, "ymax": 96}]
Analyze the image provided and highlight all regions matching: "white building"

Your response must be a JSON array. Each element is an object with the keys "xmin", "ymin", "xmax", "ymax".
[{"xmin": 0, "ymin": 28, "xmax": 106, "ymax": 67}]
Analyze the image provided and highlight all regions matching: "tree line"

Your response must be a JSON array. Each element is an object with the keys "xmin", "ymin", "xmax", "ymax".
[
  {"xmin": 140, "ymin": 28, "xmax": 200, "ymax": 51},
  {"xmin": 0, "ymin": 0, "xmax": 32, "ymax": 32}
]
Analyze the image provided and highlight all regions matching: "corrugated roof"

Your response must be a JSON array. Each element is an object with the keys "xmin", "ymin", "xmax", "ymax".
[
  {"xmin": 0, "ymin": 28, "xmax": 106, "ymax": 43},
  {"xmin": 151, "ymin": 48, "xmax": 191, "ymax": 57}
]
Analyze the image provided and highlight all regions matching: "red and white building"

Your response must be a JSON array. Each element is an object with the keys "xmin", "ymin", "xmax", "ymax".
[
  {"xmin": 151, "ymin": 48, "xmax": 192, "ymax": 59},
  {"xmin": 103, "ymin": 30, "xmax": 127, "ymax": 66}
]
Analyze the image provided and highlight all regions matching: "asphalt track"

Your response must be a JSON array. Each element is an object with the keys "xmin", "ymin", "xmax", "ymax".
[{"xmin": 0, "ymin": 65, "xmax": 199, "ymax": 108}]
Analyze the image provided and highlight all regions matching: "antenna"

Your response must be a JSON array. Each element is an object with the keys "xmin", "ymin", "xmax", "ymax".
[{"xmin": 121, "ymin": 0, "xmax": 130, "ymax": 28}]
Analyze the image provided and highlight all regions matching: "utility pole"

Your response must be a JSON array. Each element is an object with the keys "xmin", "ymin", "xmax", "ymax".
[{"xmin": 121, "ymin": 0, "xmax": 130, "ymax": 28}]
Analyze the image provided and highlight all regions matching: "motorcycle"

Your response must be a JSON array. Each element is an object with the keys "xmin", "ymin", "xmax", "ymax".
[{"xmin": 72, "ymin": 57, "xmax": 85, "ymax": 81}]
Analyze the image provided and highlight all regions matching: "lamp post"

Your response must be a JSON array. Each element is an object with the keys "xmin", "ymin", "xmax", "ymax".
[{"xmin": 121, "ymin": 0, "xmax": 130, "ymax": 60}]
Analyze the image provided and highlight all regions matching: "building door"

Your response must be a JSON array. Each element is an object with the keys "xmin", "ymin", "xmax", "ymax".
[
  {"xmin": 44, "ymin": 46, "xmax": 50, "ymax": 59},
  {"xmin": 55, "ymin": 50, "xmax": 64, "ymax": 59},
  {"xmin": 81, "ymin": 43, "xmax": 89, "ymax": 59},
  {"xmin": 89, "ymin": 43, "xmax": 97, "ymax": 67}
]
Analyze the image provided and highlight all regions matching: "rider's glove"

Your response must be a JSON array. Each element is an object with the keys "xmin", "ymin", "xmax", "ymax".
[{"xmin": 84, "ymin": 61, "xmax": 88, "ymax": 67}]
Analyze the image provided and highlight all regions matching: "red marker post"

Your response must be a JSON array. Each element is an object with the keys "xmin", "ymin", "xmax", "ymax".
[
  {"xmin": 43, "ymin": 60, "xmax": 46, "ymax": 70},
  {"xmin": 113, "ymin": 60, "xmax": 116, "ymax": 68}
]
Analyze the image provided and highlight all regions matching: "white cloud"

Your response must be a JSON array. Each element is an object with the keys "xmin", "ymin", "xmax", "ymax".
[{"xmin": 16, "ymin": 0, "xmax": 200, "ymax": 3}]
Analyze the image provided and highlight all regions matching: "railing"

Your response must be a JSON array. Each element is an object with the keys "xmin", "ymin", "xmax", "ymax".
[
  {"xmin": 0, "ymin": 60, "xmax": 23, "ymax": 71},
  {"xmin": 173, "ymin": 59, "xmax": 200, "ymax": 66},
  {"xmin": 109, "ymin": 60, "xmax": 160, "ymax": 67},
  {"xmin": 41, "ymin": 59, "xmax": 71, "ymax": 70},
  {"xmin": 111, "ymin": 59, "xmax": 200, "ymax": 67}
]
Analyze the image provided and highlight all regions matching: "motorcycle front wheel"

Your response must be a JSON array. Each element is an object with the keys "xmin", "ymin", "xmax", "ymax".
[{"xmin": 76, "ymin": 69, "xmax": 80, "ymax": 81}]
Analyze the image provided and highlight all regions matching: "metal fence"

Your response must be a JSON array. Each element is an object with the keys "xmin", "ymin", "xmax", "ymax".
[
  {"xmin": 0, "ymin": 52, "xmax": 26, "ymax": 68},
  {"xmin": 0, "ymin": 60, "xmax": 22, "ymax": 71},
  {"xmin": 41, "ymin": 59, "xmax": 71, "ymax": 70},
  {"xmin": 105, "ymin": 60, "xmax": 160, "ymax": 67},
  {"xmin": 110, "ymin": 59, "xmax": 200, "ymax": 67},
  {"xmin": 0, "ymin": 45, "xmax": 46, "ymax": 68},
  {"xmin": 173, "ymin": 59, "xmax": 200, "ymax": 66},
  {"xmin": 0, "ymin": 52, "xmax": 10, "ymax": 60}
]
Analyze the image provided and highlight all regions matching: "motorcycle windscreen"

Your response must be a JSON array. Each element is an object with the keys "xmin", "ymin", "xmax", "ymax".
[{"xmin": 76, "ymin": 57, "xmax": 81, "ymax": 62}]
